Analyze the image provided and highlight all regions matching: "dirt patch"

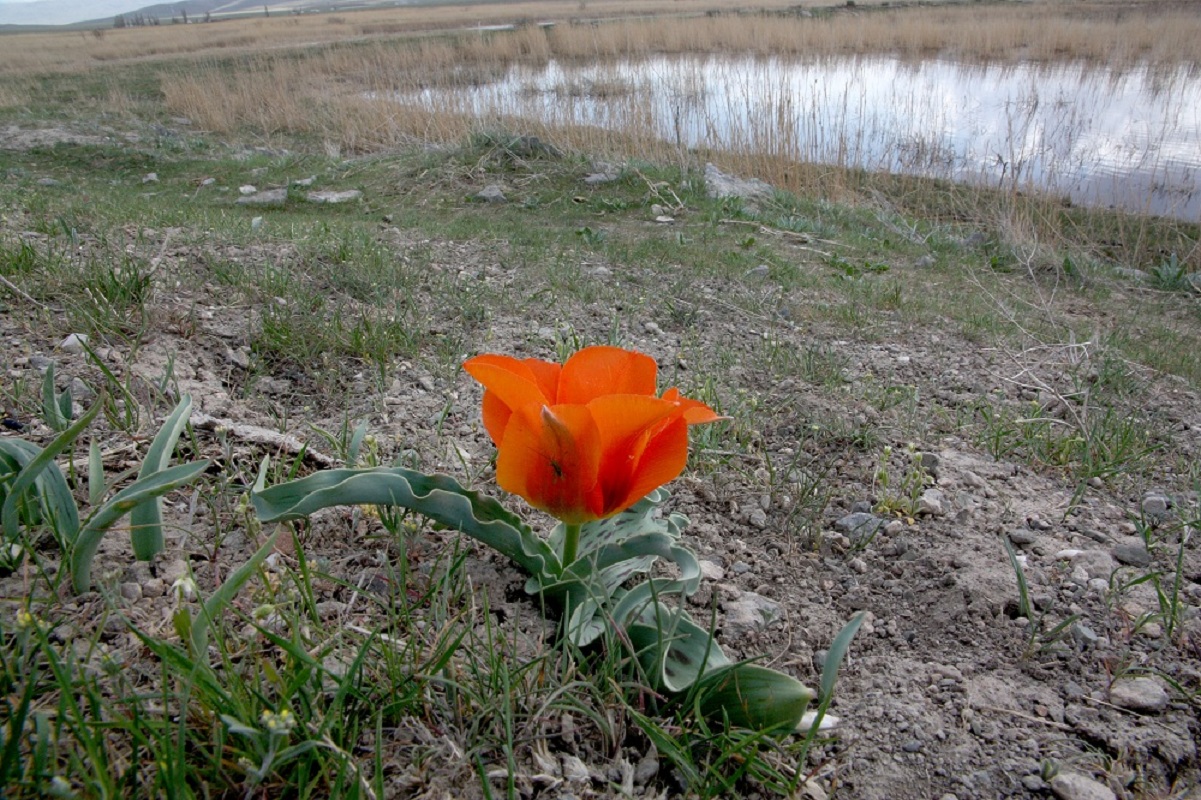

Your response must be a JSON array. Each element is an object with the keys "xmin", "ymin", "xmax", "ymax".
[
  {"xmin": 0, "ymin": 126, "xmax": 112, "ymax": 151},
  {"xmin": 1, "ymin": 167, "xmax": 1198, "ymax": 799}
]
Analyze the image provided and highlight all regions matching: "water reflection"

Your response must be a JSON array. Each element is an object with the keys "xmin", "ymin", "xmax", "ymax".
[{"xmin": 400, "ymin": 55, "xmax": 1201, "ymax": 220}]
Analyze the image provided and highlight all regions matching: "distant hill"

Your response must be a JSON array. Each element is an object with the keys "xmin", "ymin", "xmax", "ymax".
[
  {"xmin": 0, "ymin": 0, "xmax": 387, "ymax": 28},
  {"xmin": 0, "ymin": 0, "xmax": 151, "ymax": 27}
]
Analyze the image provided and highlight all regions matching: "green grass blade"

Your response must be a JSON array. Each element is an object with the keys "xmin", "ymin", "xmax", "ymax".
[
  {"xmin": 1003, "ymin": 537, "xmax": 1032, "ymax": 619},
  {"xmin": 70, "ymin": 460, "xmax": 210, "ymax": 592},
  {"xmin": 0, "ymin": 663, "xmax": 38, "ymax": 783},
  {"xmin": 128, "ymin": 395, "xmax": 194, "ymax": 560},
  {"xmin": 189, "ymin": 529, "xmax": 278, "ymax": 657},
  {"xmin": 627, "ymin": 706, "xmax": 703, "ymax": 786},
  {"xmin": 1, "ymin": 397, "xmax": 100, "ymax": 541}
]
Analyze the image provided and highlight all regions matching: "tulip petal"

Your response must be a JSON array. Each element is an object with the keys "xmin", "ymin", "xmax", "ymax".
[
  {"xmin": 464, "ymin": 356, "xmax": 557, "ymax": 444},
  {"xmin": 524, "ymin": 358, "xmax": 563, "ymax": 405},
  {"xmin": 661, "ymin": 387, "xmax": 723, "ymax": 425},
  {"xmin": 465, "ymin": 347, "xmax": 719, "ymax": 524},
  {"xmin": 479, "ymin": 391, "xmax": 512, "ymax": 447},
  {"xmin": 587, "ymin": 395, "xmax": 685, "ymax": 515},
  {"xmin": 496, "ymin": 404, "xmax": 602, "ymax": 524},
  {"xmin": 463, "ymin": 356, "xmax": 554, "ymax": 408},
  {"xmin": 559, "ymin": 346, "xmax": 658, "ymax": 405},
  {"xmin": 612, "ymin": 416, "xmax": 690, "ymax": 514}
]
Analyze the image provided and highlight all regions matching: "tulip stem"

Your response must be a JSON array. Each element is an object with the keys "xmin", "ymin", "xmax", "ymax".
[{"xmin": 562, "ymin": 523, "xmax": 582, "ymax": 566}]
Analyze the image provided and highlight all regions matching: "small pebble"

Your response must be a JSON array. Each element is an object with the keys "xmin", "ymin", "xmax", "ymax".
[
  {"xmin": 1008, "ymin": 528, "xmax": 1037, "ymax": 545},
  {"xmin": 1049, "ymin": 771, "xmax": 1116, "ymax": 800},
  {"xmin": 1112, "ymin": 541, "xmax": 1152, "ymax": 568},
  {"xmin": 917, "ymin": 488, "xmax": 945, "ymax": 516},
  {"xmin": 59, "ymin": 333, "xmax": 89, "ymax": 354},
  {"xmin": 1108, "ymin": 677, "xmax": 1169, "ymax": 713},
  {"xmin": 1140, "ymin": 493, "xmax": 1170, "ymax": 522}
]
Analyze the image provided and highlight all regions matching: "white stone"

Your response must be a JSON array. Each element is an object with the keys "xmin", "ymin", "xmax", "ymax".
[
  {"xmin": 1108, "ymin": 677, "xmax": 1169, "ymax": 713},
  {"xmin": 305, "ymin": 189, "xmax": 362, "ymax": 204},
  {"xmin": 722, "ymin": 591, "xmax": 782, "ymax": 635},
  {"xmin": 560, "ymin": 755, "xmax": 590, "ymax": 782},
  {"xmin": 59, "ymin": 333, "xmax": 89, "ymax": 354},
  {"xmin": 1050, "ymin": 771, "xmax": 1117, "ymax": 800},
  {"xmin": 917, "ymin": 488, "xmax": 946, "ymax": 516},
  {"xmin": 236, "ymin": 188, "xmax": 287, "ymax": 206}
]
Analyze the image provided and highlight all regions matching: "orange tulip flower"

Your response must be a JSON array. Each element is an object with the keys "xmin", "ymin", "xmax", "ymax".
[{"xmin": 463, "ymin": 346, "xmax": 720, "ymax": 527}]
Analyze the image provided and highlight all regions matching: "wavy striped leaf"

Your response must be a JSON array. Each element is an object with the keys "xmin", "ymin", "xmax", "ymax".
[{"xmin": 252, "ymin": 464, "xmax": 558, "ymax": 578}]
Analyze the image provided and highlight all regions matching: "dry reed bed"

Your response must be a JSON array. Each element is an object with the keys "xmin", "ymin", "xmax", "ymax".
[
  {"xmin": 5, "ymin": 1, "xmax": 1198, "ymax": 270},
  {"xmin": 8, "ymin": 2, "xmax": 1201, "ymax": 134},
  {"xmin": 0, "ymin": 0, "xmax": 824, "ymax": 76},
  {"xmin": 152, "ymin": 2, "xmax": 1201, "ymax": 158},
  {"xmin": 4, "ymin": 0, "xmax": 1201, "ymax": 79}
]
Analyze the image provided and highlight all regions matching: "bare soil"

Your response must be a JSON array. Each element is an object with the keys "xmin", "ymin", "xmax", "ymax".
[{"xmin": 1, "ymin": 129, "xmax": 1199, "ymax": 800}]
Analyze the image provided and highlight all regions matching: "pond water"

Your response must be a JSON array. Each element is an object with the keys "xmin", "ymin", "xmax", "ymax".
[{"xmin": 400, "ymin": 55, "xmax": 1201, "ymax": 221}]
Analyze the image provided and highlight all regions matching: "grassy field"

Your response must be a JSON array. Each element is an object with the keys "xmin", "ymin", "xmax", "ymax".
[
  {"xmin": 1, "ymin": 1, "xmax": 1199, "ymax": 798},
  {"xmin": 5, "ymin": 0, "xmax": 1200, "ymax": 75}
]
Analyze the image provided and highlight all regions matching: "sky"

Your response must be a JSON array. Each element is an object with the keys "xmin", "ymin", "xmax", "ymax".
[{"xmin": 0, "ymin": 0, "xmax": 154, "ymax": 26}]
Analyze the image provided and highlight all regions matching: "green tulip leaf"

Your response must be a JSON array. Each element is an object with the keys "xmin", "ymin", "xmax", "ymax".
[
  {"xmin": 537, "ymin": 526, "xmax": 702, "ymax": 648},
  {"xmin": 821, "ymin": 611, "xmax": 865, "ymax": 703},
  {"xmin": 252, "ymin": 465, "xmax": 558, "ymax": 578},
  {"xmin": 624, "ymin": 600, "xmax": 731, "ymax": 693},
  {"xmin": 0, "ymin": 438, "xmax": 79, "ymax": 542},
  {"xmin": 550, "ymin": 489, "xmax": 689, "ymax": 559},
  {"xmin": 129, "ymin": 395, "xmax": 194, "ymax": 561},
  {"xmin": 2, "ymin": 398, "xmax": 102, "ymax": 542},
  {"xmin": 41, "ymin": 362, "xmax": 73, "ymax": 432},
  {"xmin": 694, "ymin": 663, "xmax": 816, "ymax": 734},
  {"xmin": 71, "ymin": 460, "xmax": 211, "ymax": 593}
]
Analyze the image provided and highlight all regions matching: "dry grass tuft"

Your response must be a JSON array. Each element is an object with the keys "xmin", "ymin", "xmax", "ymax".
[
  {"xmin": 3, "ymin": 0, "xmax": 1197, "ymax": 270},
  {"xmin": 5, "ymin": 0, "xmax": 1200, "ymax": 80}
]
